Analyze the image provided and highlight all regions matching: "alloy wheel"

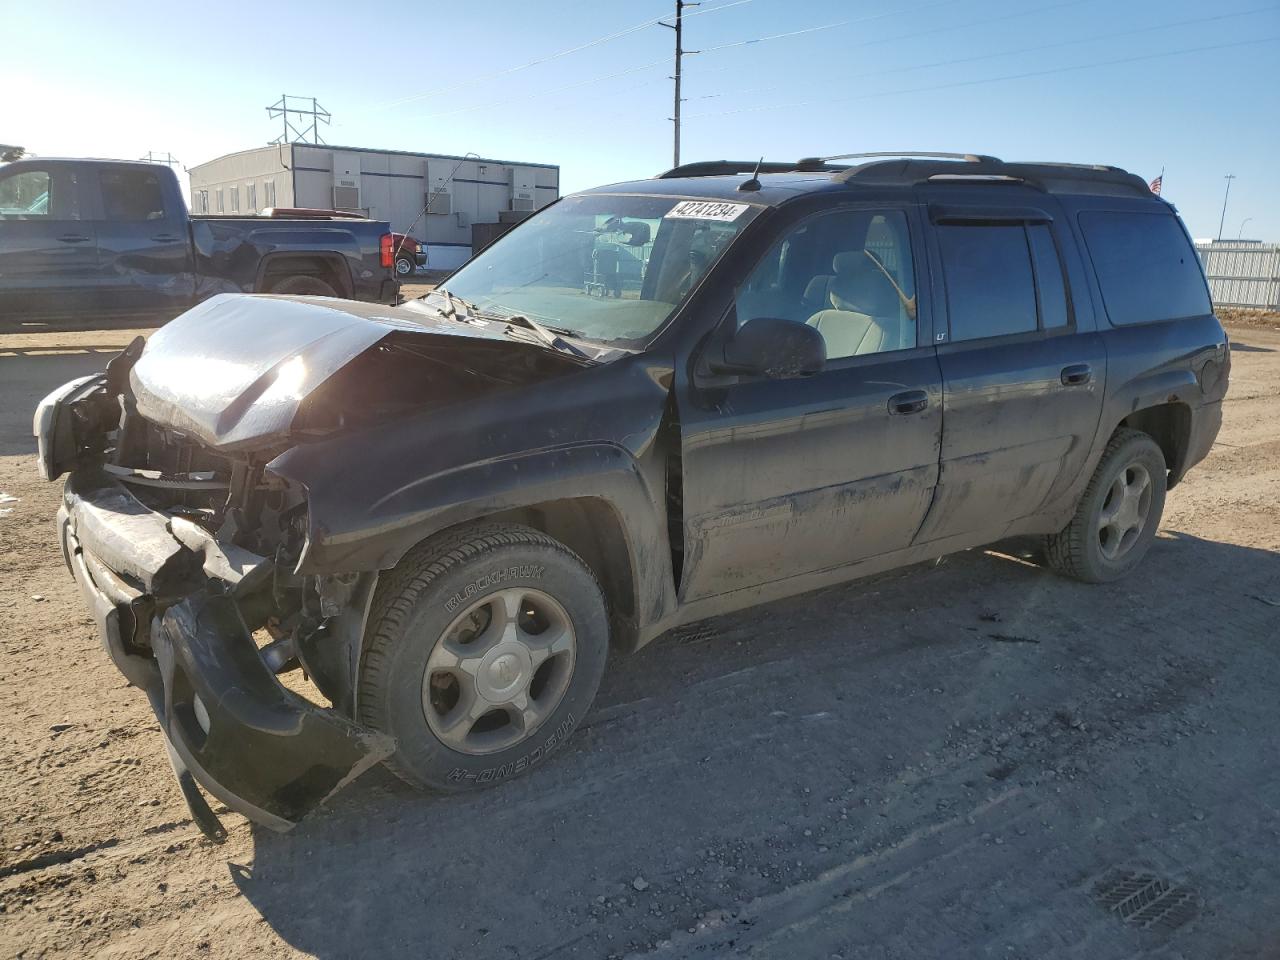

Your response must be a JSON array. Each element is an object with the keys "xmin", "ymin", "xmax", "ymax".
[
  {"xmin": 1097, "ymin": 462, "xmax": 1153, "ymax": 561},
  {"xmin": 422, "ymin": 588, "xmax": 576, "ymax": 755}
]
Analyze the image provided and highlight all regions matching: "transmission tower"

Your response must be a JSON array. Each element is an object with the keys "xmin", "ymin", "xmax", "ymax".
[{"xmin": 266, "ymin": 95, "xmax": 331, "ymax": 145}]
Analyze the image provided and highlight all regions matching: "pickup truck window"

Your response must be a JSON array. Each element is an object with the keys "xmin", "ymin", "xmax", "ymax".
[
  {"xmin": 1, "ymin": 169, "xmax": 52, "ymax": 219},
  {"xmin": 440, "ymin": 194, "xmax": 761, "ymax": 346},
  {"xmin": 99, "ymin": 169, "xmax": 166, "ymax": 221},
  {"xmin": 736, "ymin": 208, "xmax": 918, "ymax": 358},
  {"xmin": 937, "ymin": 224, "xmax": 1039, "ymax": 341},
  {"xmin": 1079, "ymin": 211, "xmax": 1212, "ymax": 326}
]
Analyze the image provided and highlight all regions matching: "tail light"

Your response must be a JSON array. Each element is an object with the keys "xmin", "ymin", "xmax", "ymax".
[{"xmin": 379, "ymin": 234, "xmax": 395, "ymax": 269}]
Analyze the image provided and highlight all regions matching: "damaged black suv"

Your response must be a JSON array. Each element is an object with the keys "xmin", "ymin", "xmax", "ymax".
[{"xmin": 37, "ymin": 152, "xmax": 1228, "ymax": 837}]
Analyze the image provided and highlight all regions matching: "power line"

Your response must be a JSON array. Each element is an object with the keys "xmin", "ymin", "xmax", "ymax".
[
  {"xmin": 684, "ymin": 35, "xmax": 1280, "ymax": 120},
  {"xmin": 407, "ymin": 0, "xmax": 1023, "ymax": 123},
  {"xmin": 381, "ymin": 0, "xmax": 752, "ymax": 109},
  {"xmin": 691, "ymin": 5, "xmax": 1274, "ymax": 103},
  {"xmin": 415, "ymin": 56, "xmax": 673, "ymax": 121},
  {"xmin": 689, "ymin": 0, "xmax": 968, "ymax": 56},
  {"xmin": 681, "ymin": 0, "xmax": 1101, "ymax": 85}
]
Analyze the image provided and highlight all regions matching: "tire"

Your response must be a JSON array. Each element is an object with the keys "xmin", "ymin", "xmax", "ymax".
[
  {"xmin": 270, "ymin": 275, "xmax": 339, "ymax": 297},
  {"xmin": 395, "ymin": 256, "xmax": 415, "ymax": 277},
  {"xmin": 358, "ymin": 523, "xmax": 609, "ymax": 792},
  {"xmin": 1044, "ymin": 428, "xmax": 1168, "ymax": 583}
]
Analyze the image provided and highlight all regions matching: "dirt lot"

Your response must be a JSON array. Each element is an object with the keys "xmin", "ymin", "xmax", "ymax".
[{"xmin": 1, "ymin": 319, "xmax": 1278, "ymax": 960}]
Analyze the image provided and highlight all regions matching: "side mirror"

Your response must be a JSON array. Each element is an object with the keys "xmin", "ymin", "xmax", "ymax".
[{"xmin": 711, "ymin": 317, "xmax": 826, "ymax": 379}]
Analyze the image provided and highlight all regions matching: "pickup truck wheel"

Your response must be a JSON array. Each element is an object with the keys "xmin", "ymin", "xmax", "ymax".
[
  {"xmin": 358, "ymin": 523, "xmax": 608, "ymax": 791},
  {"xmin": 395, "ymin": 255, "xmax": 415, "ymax": 277},
  {"xmin": 270, "ymin": 275, "xmax": 338, "ymax": 297},
  {"xmin": 1044, "ymin": 428, "xmax": 1167, "ymax": 583}
]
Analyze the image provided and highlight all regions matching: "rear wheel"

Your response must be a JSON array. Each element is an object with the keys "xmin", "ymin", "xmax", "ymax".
[
  {"xmin": 1044, "ymin": 428, "xmax": 1167, "ymax": 583},
  {"xmin": 270, "ymin": 275, "xmax": 338, "ymax": 297},
  {"xmin": 395, "ymin": 255, "xmax": 415, "ymax": 277},
  {"xmin": 358, "ymin": 524, "xmax": 608, "ymax": 791}
]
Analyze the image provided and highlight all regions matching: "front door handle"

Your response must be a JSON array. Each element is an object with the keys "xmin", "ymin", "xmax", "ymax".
[
  {"xmin": 56, "ymin": 234, "xmax": 91, "ymax": 243},
  {"xmin": 1060, "ymin": 363, "xmax": 1093, "ymax": 386},
  {"xmin": 888, "ymin": 389, "xmax": 929, "ymax": 415},
  {"xmin": 150, "ymin": 234, "xmax": 182, "ymax": 243}
]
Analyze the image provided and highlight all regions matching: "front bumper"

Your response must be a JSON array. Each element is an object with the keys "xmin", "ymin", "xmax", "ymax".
[{"xmin": 59, "ymin": 470, "xmax": 393, "ymax": 838}]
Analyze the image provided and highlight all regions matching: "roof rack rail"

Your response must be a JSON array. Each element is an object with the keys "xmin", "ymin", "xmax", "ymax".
[
  {"xmin": 834, "ymin": 156, "xmax": 1152, "ymax": 196},
  {"xmin": 813, "ymin": 151, "xmax": 1001, "ymax": 164},
  {"xmin": 656, "ymin": 159, "xmax": 847, "ymax": 179},
  {"xmin": 655, "ymin": 153, "xmax": 1153, "ymax": 197}
]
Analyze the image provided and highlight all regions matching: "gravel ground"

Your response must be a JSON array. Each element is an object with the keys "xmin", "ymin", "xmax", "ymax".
[{"xmin": 1, "ymin": 322, "xmax": 1277, "ymax": 960}]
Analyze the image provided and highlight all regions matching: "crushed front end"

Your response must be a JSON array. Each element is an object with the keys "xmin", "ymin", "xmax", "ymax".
[{"xmin": 35, "ymin": 340, "xmax": 393, "ymax": 838}]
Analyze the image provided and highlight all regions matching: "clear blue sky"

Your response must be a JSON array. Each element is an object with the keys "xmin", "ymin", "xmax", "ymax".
[{"xmin": 3, "ymin": 0, "xmax": 1277, "ymax": 239}]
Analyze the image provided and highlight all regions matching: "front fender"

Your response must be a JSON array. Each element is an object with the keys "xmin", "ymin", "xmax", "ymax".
[{"xmin": 266, "ymin": 354, "xmax": 675, "ymax": 629}]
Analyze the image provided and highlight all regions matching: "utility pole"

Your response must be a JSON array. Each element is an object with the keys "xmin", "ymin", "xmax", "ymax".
[
  {"xmin": 1216, "ymin": 174, "xmax": 1236, "ymax": 241},
  {"xmin": 659, "ymin": 1, "xmax": 698, "ymax": 168}
]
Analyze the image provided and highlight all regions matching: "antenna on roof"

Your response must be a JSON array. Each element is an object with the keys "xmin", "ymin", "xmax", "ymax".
[{"xmin": 738, "ymin": 156, "xmax": 765, "ymax": 193}]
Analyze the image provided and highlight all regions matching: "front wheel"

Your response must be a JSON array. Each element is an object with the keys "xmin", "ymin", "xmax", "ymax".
[
  {"xmin": 1044, "ymin": 428, "xmax": 1168, "ymax": 583},
  {"xmin": 358, "ymin": 524, "xmax": 608, "ymax": 791},
  {"xmin": 395, "ymin": 255, "xmax": 415, "ymax": 277}
]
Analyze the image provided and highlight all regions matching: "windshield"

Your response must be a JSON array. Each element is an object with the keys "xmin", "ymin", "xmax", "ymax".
[{"xmin": 436, "ymin": 194, "xmax": 761, "ymax": 346}]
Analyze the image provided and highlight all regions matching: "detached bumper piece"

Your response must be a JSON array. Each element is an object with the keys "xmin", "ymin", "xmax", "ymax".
[
  {"xmin": 152, "ymin": 594, "xmax": 393, "ymax": 835},
  {"xmin": 61, "ymin": 471, "xmax": 393, "ymax": 838}
]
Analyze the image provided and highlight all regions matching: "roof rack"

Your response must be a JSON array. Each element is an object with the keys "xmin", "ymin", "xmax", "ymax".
[
  {"xmin": 655, "ymin": 151, "xmax": 1153, "ymax": 197},
  {"xmin": 832, "ymin": 155, "xmax": 1151, "ymax": 196},
  {"xmin": 656, "ymin": 159, "xmax": 847, "ymax": 179}
]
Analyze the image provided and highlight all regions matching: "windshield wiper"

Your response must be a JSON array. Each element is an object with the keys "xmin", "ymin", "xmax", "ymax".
[
  {"xmin": 499, "ymin": 313, "xmax": 590, "ymax": 359},
  {"xmin": 430, "ymin": 287, "xmax": 479, "ymax": 320}
]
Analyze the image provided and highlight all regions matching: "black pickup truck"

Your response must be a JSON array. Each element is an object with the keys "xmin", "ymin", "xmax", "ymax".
[
  {"xmin": 37, "ymin": 152, "xmax": 1228, "ymax": 837},
  {"xmin": 0, "ymin": 158, "xmax": 399, "ymax": 321}
]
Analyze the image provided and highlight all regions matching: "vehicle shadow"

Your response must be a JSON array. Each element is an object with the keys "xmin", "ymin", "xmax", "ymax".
[
  {"xmin": 0, "ymin": 350, "xmax": 121, "ymax": 456},
  {"xmin": 231, "ymin": 529, "xmax": 1280, "ymax": 959},
  {"xmin": 0, "ymin": 315, "xmax": 163, "ymax": 336},
  {"xmin": 1228, "ymin": 341, "xmax": 1274, "ymax": 353}
]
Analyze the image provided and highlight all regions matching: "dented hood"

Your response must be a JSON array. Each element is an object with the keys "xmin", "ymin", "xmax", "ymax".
[{"xmin": 130, "ymin": 294, "xmax": 583, "ymax": 451}]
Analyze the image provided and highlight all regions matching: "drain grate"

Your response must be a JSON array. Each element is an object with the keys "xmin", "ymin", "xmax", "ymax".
[
  {"xmin": 1093, "ymin": 870, "xmax": 1200, "ymax": 931},
  {"xmin": 672, "ymin": 623, "xmax": 718, "ymax": 644}
]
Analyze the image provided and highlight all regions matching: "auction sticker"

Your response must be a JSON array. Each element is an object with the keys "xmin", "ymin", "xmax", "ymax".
[{"xmin": 665, "ymin": 200, "xmax": 750, "ymax": 221}]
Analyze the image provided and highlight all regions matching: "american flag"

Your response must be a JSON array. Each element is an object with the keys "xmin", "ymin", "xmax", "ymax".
[{"xmin": 1149, "ymin": 174, "xmax": 1163, "ymax": 195}]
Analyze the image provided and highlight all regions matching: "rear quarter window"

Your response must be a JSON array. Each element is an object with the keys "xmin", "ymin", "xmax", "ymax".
[{"xmin": 1079, "ymin": 210, "xmax": 1211, "ymax": 326}]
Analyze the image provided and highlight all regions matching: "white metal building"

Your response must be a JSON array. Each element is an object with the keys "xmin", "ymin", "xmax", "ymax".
[
  {"xmin": 1194, "ymin": 239, "xmax": 1280, "ymax": 310},
  {"xmin": 188, "ymin": 144, "xmax": 560, "ymax": 270}
]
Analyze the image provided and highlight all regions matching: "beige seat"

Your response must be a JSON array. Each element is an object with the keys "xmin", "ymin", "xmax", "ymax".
[{"xmin": 806, "ymin": 251, "xmax": 903, "ymax": 357}]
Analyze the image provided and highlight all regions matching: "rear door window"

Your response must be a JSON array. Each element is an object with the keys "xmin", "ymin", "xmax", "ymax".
[
  {"xmin": 936, "ymin": 224, "xmax": 1039, "ymax": 341},
  {"xmin": 1027, "ymin": 224, "xmax": 1069, "ymax": 329},
  {"xmin": 1079, "ymin": 211, "xmax": 1211, "ymax": 325},
  {"xmin": 99, "ymin": 169, "xmax": 166, "ymax": 221}
]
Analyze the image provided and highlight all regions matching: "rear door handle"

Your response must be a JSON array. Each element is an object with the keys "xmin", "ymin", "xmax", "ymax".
[
  {"xmin": 150, "ymin": 234, "xmax": 182, "ymax": 242},
  {"xmin": 888, "ymin": 389, "xmax": 929, "ymax": 415},
  {"xmin": 1060, "ymin": 363, "xmax": 1093, "ymax": 386},
  {"xmin": 57, "ymin": 234, "xmax": 91, "ymax": 243}
]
